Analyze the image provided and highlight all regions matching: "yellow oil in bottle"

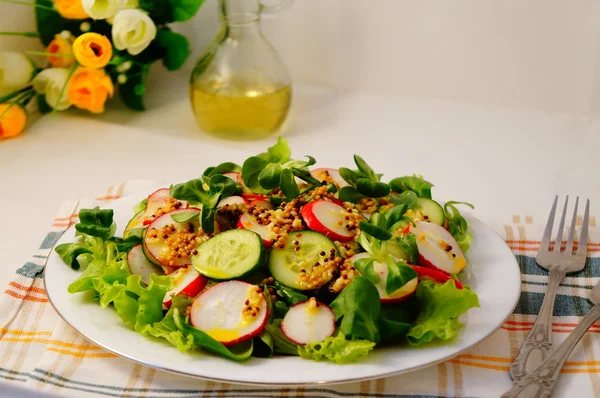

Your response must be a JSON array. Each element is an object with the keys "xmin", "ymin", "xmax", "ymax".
[{"xmin": 190, "ymin": 78, "xmax": 292, "ymax": 140}]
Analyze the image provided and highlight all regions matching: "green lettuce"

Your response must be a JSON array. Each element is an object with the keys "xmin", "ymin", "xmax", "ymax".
[
  {"xmin": 145, "ymin": 295, "xmax": 196, "ymax": 353},
  {"xmin": 298, "ymin": 333, "xmax": 375, "ymax": 364},
  {"xmin": 407, "ymin": 280, "xmax": 479, "ymax": 345}
]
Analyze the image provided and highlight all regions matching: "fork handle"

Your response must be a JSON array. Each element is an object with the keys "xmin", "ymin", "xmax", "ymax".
[
  {"xmin": 501, "ymin": 305, "xmax": 600, "ymax": 398},
  {"xmin": 509, "ymin": 268, "xmax": 566, "ymax": 382}
]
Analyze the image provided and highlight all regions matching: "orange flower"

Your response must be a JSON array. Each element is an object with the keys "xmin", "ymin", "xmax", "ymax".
[
  {"xmin": 72, "ymin": 33, "xmax": 112, "ymax": 69},
  {"xmin": 55, "ymin": 0, "xmax": 88, "ymax": 19},
  {"xmin": 68, "ymin": 67, "xmax": 114, "ymax": 113},
  {"xmin": 46, "ymin": 34, "xmax": 75, "ymax": 68},
  {"xmin": 0, "ymin": 104, "xmax": 26, "ymax": 140}
]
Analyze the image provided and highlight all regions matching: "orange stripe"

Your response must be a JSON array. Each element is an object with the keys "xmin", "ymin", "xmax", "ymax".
[
  {"xmin": 505, "ymin": 239, "xmax": 600, "ymax": 247},
  {"xmin": 448, "ymin": 359, "xmax": 510, "ymax": 372},
  {"xmin": 54, "ymin": 214, "xmax": 79, "ymax": 221},
  {"xmin": 46, "ymin": 347, "xmax": 117, "ymax": 358},
  {"xmin": 0, "ymin": 336, "xmax": 103, "ymax": 351},
  {"xmin": 3, "ymin": 289, "xmax": 49, "ymax": 303},
  {"xmin": 9, "ymin": 281, "xmax": 47, "ymax": 295},
  {"xmin": 458, "ymin": 354, "xmax": 600, "ymax": 367},
  {"xmin": 51, "ymin": 222, "xmax": 75, "ymax": 228},
  {"xmin": 95, "ymin": 195, "xmax": 121, "ymax": 201},
  {"xmin": 0, "ymin": 328, "xmax": 53, "ymax": 337},
  {"xmin": 508, "ymin": 245, "xmax": 599, "ymax": 252},
  {"xmin": 561, "ymin": 369, "xmax": 600, "ymax": 374}
]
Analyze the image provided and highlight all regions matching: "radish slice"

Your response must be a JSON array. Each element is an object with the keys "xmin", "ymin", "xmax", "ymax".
[
  {"xmin": 162, "ymin": 266, "xmax": 207, "ymax": 309},
  {"xmin": 217, "ymin": 196, "xmax": 248, "ymax": 209},
  {"xmin": 301, "ymin": 200, "xmax": 356, "ymax": 242},
  {"xmin": 237, "ymin": 213, "xmax": 272, "ymax": 248},
  {"xmin": 250, "ymin": 199, "xmax": 273, "ymax": 210},
  {"xmin": 143, "ymin": 208, "xmax": 204, "ymax": 268},
  {"xmin": 310, "ymin": 168, "xmax": 348, "ymax": 188},
  {"xmin": 242, "ymin": 193, "xmax": 267, "ymax": 202},
  {"xmin": 349, "ymin": 253, "xmax": 418, "ymax": 303},
  {"xmin": 281, "ymin": 298, "xmax": 335, "ymax": 345},
  {"xmin": 411, "ymin": 264, "xmax": 463, "ymax": 289},
  {"xmin": 223, "ymin": 172, "xmax": 242, "ymax": 184},
  {"xmin": 189, "ymin": 281, "xmax": 268, "ymax": 346},
  {"xmin": 141, "ymin": 188, "xmax": 189, "ymax": 226},
  {"xmin": 411, "ymin": 221, "xmax": 466, "ymax": 274},
  {"xmin": 127, "ymin": 244, "xmax": 163, "ymax": 285}
]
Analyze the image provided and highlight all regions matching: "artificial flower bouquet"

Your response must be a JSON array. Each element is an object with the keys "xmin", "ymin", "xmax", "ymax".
[{"xmin": 0, "ymin": 0, "xmax": 205, "ymax": 139}]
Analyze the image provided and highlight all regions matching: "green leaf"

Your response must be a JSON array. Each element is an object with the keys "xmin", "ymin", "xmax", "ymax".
[
  {"xmin": 395, "ymin": 233, "xmax": 419, "ymax": 264},
  {"xmin": 298, "ymin": 333, "xmax": 375, "ymax": 364},
  {"xmin": 35, "ymin": 0, "xmax": 66, "ymax": 46},
  {"xmin": 337, "ymin": 187, "xmax": 366, "ymax": 204},
  {"xmin": 259, "ymin": 136, "xmax": 291, "ymax": 163},
  {"xmin": 155, "ymin": 29, "xmax": 190, "ymax": 71},
  {"xmin": 353, "ymin": 155, "xmax": 378, "ymax": 181},
  {"xmin": 273, "ymin": 281, "xmax": 308, "ymax": 305},
  {"xmin": 208, "ymin": 174, "xmax": 237, "ymax": 198},
  {"xmin": 280, "ymin": 168, "xmax": 300, "ymax": 200},
  {"xmin": 356, "ymin": 178, "xmax": 390, "ymax": 198},
  {"xmin": 205, "ymin": 162, "xmax": 241, "ymax": 177},
  {"xmin": 37, "ymin": 94, "xmax": 52, "ymax": 114},
  {"xmin": 118, "ymin": 64, "xmax": 150, "ymax": 111},
  {"xmin": 385, "ymin": 258, "xmax": 418, "ymax": 295},
  {"xmin": 330, "ymin": 276, "xmax": 381, "ymax": 343},
  {"xmin": 133, "ymin": 198, "xmax": 148, "ymax": 214},
  {"xmin": 200, "ymin": 203, "xmax": 218, "ymax": 234},
  {"xmin": 353, "ymin": 258, "xmax": 380, "ymax": 285},
  {"xmin": 170, "ymin": 178, "xmax": 210, "ymax": 203},
  {"xmin": 384, "ymin": 192, "xmax": 418, "ymax": 229},
  {"xmin": 55, "ymin": 243, "xmax": 93, "ymax": 270},
  {"xmin": 378, "ymin": 303, "xmax": 417, "ymax": 342},
  {"xmin": 258, "ymin": 164, "xmax": 282, "ymax": 190},
  {"xmin": 407, "ymin": 280, "xmax": 479, "ymax": 345},
  {"xmin": 145, "ymin": 295, "xmax": 195, "ymax": 352},
  {"xmin": 75, "ymin": 207, "xmax": 115, "ymax": 240},
  {"xmin": 291, "ymin": 167, "xmax": 321, "ymax": 186},
  {"xmin": 264, "ymin": 320, "xmax": 299, "ymax": 356},
  {"xmin": 170, "ymin": 0, "xmax": 206, "ymax": 22},
  {"xmin": 338, "ymin": 167, "xmax": 359, "ymax": 186},
  {"xmin": 359, "ymin": 222, "xmax": 392, "ymax": 241},
  {"xmin": 443, "ymin": 201, "xmax": 475, "ymax": 253},
  {"xmin": 253, "ymin": 331, "xmax": 274, "ymax": 358},
  {"xmin": 389, "ymin": 176, "xmax": 434, "ymax": 199},
  {"xmin": 170, "ymin": 211, "xmax": 200, "ymax": 223},
  {"xmin": 173, "ymin": 309, "xmax": 253, "ymax": 360},
  {"xmin": 242, "ymin": 156, "xmax": 270, "ymax": 194}
]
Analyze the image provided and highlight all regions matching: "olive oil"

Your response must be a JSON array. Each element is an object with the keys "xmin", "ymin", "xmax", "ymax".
[{"xmin": 190, "ymin": 79, "xmax": 292, "ymax": 140}]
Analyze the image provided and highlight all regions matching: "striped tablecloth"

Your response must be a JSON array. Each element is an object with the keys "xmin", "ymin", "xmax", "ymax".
[{"xmin": 1, "ymin": 181, "xmax": 598, "ymax": 398}]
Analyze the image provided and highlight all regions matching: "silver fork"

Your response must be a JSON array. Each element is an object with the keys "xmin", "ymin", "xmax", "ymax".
[
  {"xmin": 509, "ymin": 196, "xmax": 590, "ymax": 382},
  {"xmin": 502, "ymin": 266, "xmax": 598, "ymax": 397}
]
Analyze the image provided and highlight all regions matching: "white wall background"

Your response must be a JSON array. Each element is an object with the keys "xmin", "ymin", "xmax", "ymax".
[{"xmin": 2, "ymin": 0, "xmax": 600, "ymax": 116}]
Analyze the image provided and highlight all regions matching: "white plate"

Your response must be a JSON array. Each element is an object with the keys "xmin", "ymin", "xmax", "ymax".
[{"xmin": 44, "ymin": 189, "xmax": 521, "ymax": 386}]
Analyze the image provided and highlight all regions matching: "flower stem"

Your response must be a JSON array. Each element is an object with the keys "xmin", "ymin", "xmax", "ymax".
[
  {"xmin": 0, "ymin": 85, "xmax": 33, "ymax": 103},
  {"xmin": 0, "ymin": 0, "xmax": 57, "ymax": 12},
  {"xmin": 26, "ymin": 51, "xmax": 75, "ymax": 57},
  {"xmin": 0, "ymin": 89, "xmax": 34, "ymax": 120},
  {"xmin": 0, "ymin": 31, "xmax": 39, "ymax": 37},
  {"xmin": 52, "ymin": 63, "xmax": 77, "ymax": 117}
]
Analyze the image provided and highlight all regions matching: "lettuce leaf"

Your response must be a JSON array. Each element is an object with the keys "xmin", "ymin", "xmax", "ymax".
[
  {"xmin": 145, "ymin": 295, "xmax": 196, "ymax": 353},
  {"xmin": 407, "ymin": 280, "xmax": 479, "ymax": 345},
  {"xmin": 298, "ymin": 333, "xmax": 375, "ymax": 364}
]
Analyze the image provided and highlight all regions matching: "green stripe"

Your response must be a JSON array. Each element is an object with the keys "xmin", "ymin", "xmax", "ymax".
[
  {"xmin": 522, "ymin": 280, "xmax": 594, "ymax": 290},
  {"xmin": 0, "ymin": 366, "xmax": 31, "ymax": 377},
  {"xmin": 514, "ymin": 291, "xmax": 591, "ymax": 317},
  {"xmin": 516, "ymin": 254, "xmax": 600, "ymax": 277},
  {"xmin": 0, "ymin": 373, "xmax": 27, "ymax": 382}
]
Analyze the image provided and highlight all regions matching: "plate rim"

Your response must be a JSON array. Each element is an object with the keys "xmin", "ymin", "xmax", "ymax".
[{"xmin": 43, "ymin": 193, "xmax": 522, "ymax": 386}]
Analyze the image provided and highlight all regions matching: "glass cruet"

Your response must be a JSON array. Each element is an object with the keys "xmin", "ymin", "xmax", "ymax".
[{"xmin": 189, "ymin": 0, "xmax": 293, "ymax": 140}]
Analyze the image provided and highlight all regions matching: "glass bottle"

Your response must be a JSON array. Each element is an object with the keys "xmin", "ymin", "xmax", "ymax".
[{"xmin": 190, "ymin": 0, "xmax": 293, "ymax": 140}]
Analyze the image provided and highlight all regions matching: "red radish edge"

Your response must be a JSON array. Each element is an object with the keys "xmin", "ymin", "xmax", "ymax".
[
  {"xmin": 242, "ymin": 193, "xmax": 267, "ymax": 202},
  {"xmin": 300, "ymin": 200, "xmax": 355, "ymax": 242},
  {"xmin": 162, "ymin": 266, "xmax": 207, "ymax": 309},
  {"xmin": 189, "ymin": 281, "xmax": 268, "ymax": 346},
  {"xmin": 411, "ymin": 264, "xmax": 463, "ymax": 289},
  {"xmin": 141, "ymin": 188, "xmax": 189, "ymax": 226}
]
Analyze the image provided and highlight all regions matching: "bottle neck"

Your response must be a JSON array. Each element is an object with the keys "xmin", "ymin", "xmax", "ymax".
[{"xmin": 219, "ymin": 0, "xmax": 261, "ymax": 25}]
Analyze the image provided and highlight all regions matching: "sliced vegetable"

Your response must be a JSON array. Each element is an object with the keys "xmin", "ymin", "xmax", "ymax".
[
  {"xmin": 142, "ymin": 208, "xmax": 202, "ymax": 269},
  {"xmin": 127, "ymin": 244, "xmax": 163, "ymax": 285},
  {"xmin": 217, "ymin": 196, "xmax": 247, "ymax": 209},
  {"xmin": 223, "ymin": 172, "xmax": 242, "ymax": 184},
  {"xmin": 411, "ymin": 198, "xmax": 444, "ymax": 226},
  {"xmin": 301, "ymin": 200, "xmax": 356, "ymax": 242},
  {"xmin": 411, "ymin": 221, "xmax": 466, "ymax": 274},
  {"xmin": 192, "ymin": 229, "xmax": 265, "ymax": 280},
  {"xmin": 310, "ymin": 168, "xmax": 348, "ymax": 188},
  {"xmin": 250, "ymin": 199, "xmax": 274, "ymax": 210},
  {"xmin": 162, "ymin": 266, "xmax": 207, "ymax": 309},
  {"xmin": 268, "ymin": 230, "xmax": 337, "ymax": 290},
  {"xmin": 189, "ymin": 281, "xmax": 268, "ymax": 346},
  {"xmin": 281, "ymin": 299, "xmax": 335, "ymax": 345},
  {"xmin": 410, "ymin": 264, "xmax": 463, "ymax": 289},
  {"xmin": 237, "ymin": 213, "xmax": 272, "ymax": 248}
]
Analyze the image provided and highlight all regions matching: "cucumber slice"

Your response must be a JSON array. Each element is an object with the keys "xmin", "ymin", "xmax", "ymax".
[
  {"xmin": 383, "ymin": 220, "xmax": 411, "ymax": 261},
  {"xmin": 123, "ymin": 209, "xmax": 144, "ymax": 238},
  {"xmin": 192, "ymin": 229, "xmax": 265, "ymax": 280},
  {"xmin": 268, "ymin": 230, "xmax": 338, "ymax": 290},
  {"xmin": 414, "ymin": 198, "xmax": 444, "ymax": 225}
]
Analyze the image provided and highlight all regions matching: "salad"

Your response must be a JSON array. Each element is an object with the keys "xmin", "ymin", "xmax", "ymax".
[{"xmin": 56, "ymin": 138, "xmax": 479, "ymax": 364}]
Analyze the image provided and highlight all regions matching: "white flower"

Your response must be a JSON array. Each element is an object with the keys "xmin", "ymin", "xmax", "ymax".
[
  {"xmin": 105, "ymin": 0, "xmax": 138, "ymax": 24},
  {"xmin": 32, "ymin": 68, "xmax": 72, "ymax": 111},
  {"xmin": 81, "ymin": 0, "xmax": 126, "ymax": 20},
  {"xmin": 0, "ymin": 52, "xmax": 36, "ymax": 96},
  {"xmin": 112, "ymin": 9, "xmax": 157, "ymax": 55}
]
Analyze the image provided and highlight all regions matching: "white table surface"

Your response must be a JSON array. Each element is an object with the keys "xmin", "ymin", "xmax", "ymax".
[{"xmin": 1, "ymin": 79, "xmax": 599, "ymax": 396}]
